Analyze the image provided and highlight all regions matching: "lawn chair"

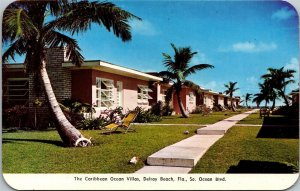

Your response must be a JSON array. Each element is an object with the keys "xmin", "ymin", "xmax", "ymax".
[
  {"xmin": 259, "ymin": 107, "xmax": 270, "ymax": 118},
  {"xmin": 101, "ymin": 110, "xmax": 139, "ymax": 134}
]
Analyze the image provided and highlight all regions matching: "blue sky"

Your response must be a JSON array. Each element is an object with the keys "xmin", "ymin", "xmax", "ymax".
[{"xmin": 2, "ymin": 0, "xmax": 299, "ymax": 106}]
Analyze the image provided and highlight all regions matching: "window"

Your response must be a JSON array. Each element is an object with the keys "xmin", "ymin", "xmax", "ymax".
[
  {"xmin": 4, "ymin": 78, "xmax": 29, "ymax": 106},
  {"xmin": 116, "ymin": 81, "xmax": 123, "ymax": 107},
  {"xmin": 161, "ymin": 89, "xmax": 167, "ymax": 103},
  {"xmin": 189, "ymin": 92, "xmax": 195, "ymax": 103},
  {"xmin": 95, "ymin": 78, "xmax": 114, "ymax": 109},
  {"xmin": 137, "ymin": 85, "xmax": 153, "ymax": 105}
]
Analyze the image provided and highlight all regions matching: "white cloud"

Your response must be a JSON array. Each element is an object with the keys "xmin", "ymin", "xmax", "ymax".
[
  {"xmin": 284, "ymin": 57, "xmax": 299, "ymax": 92},
  {"xmin": 191, "ymin": 51, "xmax": 209, "ymax": 64},
  {"xmin": 246, "ymin": 76, "xmax": 258, "ymax": 85},
  {"xmin": 206, "ymin": 81, "xmax": 217, "ymax": 89},
  {"xmin": 284, "ymin": 57, "xmax": 299, "ymax": 73},
  {"xmin": 272, "ymin": 6, "xmax": 297, "ymax": 20},
  {"xmin": 219, "ymin": 42, "xmax": 277, "ymax": 53},
  {"xmin": 130, "ymin": 20, "xmax": 158, "ymax": 36}
]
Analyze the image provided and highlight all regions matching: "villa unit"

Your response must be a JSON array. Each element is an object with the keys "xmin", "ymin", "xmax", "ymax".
[
  {"xmin": 3, "ymin": 48, "xmax": 240, "ymax": 123},
  {"xmin": 3, "ymin": 48, "xmax": 162, "ymax": 121}
]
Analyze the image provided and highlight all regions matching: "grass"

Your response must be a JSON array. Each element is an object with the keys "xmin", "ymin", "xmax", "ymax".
[
  {"xmin": 237, "ymin": 111, "xmax": 263, "ymax": 125},
  {"xmin": 2, "ymin": 125, "xmax": 202, "ymax": 173},
  {"xmin": 156, "ymin": 110, "xmax": 248, "ymax": 124},
  {"xmin": 190, "ymin": 125, "xmax": 299, "ymax": 173}
]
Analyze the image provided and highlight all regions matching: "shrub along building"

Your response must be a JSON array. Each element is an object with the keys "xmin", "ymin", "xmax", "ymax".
[{"xmin": 3, "ymin": 48, "xmax": 240, "ymax": 127}]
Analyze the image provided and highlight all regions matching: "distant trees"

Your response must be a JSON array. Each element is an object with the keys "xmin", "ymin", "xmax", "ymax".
[
  {"xmin": 224, "ymin": 81, "xmax": 239, "ymax": 111},
  {"xmin": 254, "ymin": 67, "xmax": 296, "ymax": 109}
]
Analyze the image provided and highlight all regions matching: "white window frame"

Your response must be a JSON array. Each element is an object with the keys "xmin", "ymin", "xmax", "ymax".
[
  {"xmin": 95, "ymin": 77, "xmax": 114, "ymax": 109},
  {"xmin": 137, "ymin": 85, "xmax": 153, "ymax": 105},
  {"xmin": 116, "ymin": 81, "xmax": 123, "ymax": 107},
  {"xmin": 5, "ymin": 78, "xmax": 29, "ymax": 105},
  {"xmin": 161, "ymin": 89, "xmax": 167, "ymax": 103},
  {"xmin": 189, "ymin": 92, "xmax": 195, "ymax": 104}
]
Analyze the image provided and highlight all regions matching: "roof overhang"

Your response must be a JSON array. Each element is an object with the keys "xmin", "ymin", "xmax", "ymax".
[{"xmin": 63, "ymin": 60, "xmax": 163, "ymax": 82}]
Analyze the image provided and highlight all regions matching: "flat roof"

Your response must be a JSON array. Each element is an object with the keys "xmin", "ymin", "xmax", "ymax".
[{"xmin": 62, "ymin": 60, "xmax": 163, "ymax": 82}]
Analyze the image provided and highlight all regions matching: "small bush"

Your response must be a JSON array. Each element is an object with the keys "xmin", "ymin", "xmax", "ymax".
[
  {"xmin": 77, "ymin": 117, "xmax": 108, "ymax": 130},
  {"xmin": 134, "ymin": 107, "xmax": 162, "ymax": 123},
  {"xmin": 212, "ymin": 103, "xmax": 223, "ymax": 112},
  {"xmin": 3, "ymin": 105, "xmax": 29, "ymax": 129},
  {"xmin": 162, "ymin": 104, "xmax": 174, "ymax": 116}
]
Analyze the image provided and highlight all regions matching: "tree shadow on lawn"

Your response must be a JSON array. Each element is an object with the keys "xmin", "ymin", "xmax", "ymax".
[
  {"xmin": 227, "ymin": 160, "xmax": 298, "ymax": 173},
  {"xmin": 256, "ymin": 116, "xmax": 299, "ymax": 139},
  {"xmin": 2, "ymin": 138, "xmax": 64, "ymax": 147}
]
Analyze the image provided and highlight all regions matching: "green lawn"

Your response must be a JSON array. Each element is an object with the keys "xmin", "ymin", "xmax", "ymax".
[
  {"xmin": 237, "ymin": 111, "xmax": 263, "ymax": 125},
  {"xmin": 156, "ymin": 110, "xmax": 248, "ymax": 124},
  {"xmin": 2, "ymin": 125, "xmax": 202, "ymax": 173},
  {"xmin": 190, "ymin": 125, "xmax": 299, "ymax": 173}
]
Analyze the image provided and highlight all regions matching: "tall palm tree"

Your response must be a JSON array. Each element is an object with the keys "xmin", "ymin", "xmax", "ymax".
[
  {"xmin": 224, "ymin": 81, "xmax": 239, "ymax": 111},
  {"xmin": 159, "ymin": 43, "xmax": 214, "ymax": 118},
  {"xmin": 253, "ymin": 82, "xmax": 273, "ymax": 108},
  {"xmin": 244, "ymin": 93, "xmax": 252, "ymax": 108},
  {"xmin": 261, "ymin": 67, "xmax": 296, "ymax": 107},
  {"xmin": 2, "ymin": 0, "xmax": 139, "ymax": 147}
]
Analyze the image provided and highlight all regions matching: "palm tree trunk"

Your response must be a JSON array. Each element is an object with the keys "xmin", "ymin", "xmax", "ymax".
[
  {"xmin": 280, "ymin": 90, "xmax": 290, "ymax": 107},
  {"xmin": 175, "ymin": 90, "xmax": 189, "ymax": 118},
  {"xmin": 231, "ymin": 97, "xmax": 236, "ymax": 111},
  {"xmin": 271, "ymin": 99, "xmax": 276, "ymax": 110},
  {"xmin": 40, "ymin": 60, "xmax": 83, "ymax": 147}
]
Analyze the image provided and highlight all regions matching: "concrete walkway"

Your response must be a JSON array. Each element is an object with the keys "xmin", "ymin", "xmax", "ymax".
[{"xmin": 135, "ymin": 109, "xmax": 258, "ymax": 174}]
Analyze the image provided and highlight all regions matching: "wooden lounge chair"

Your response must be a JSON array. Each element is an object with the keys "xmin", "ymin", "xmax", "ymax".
[{"xmin": 101, "ymin": 110, "xmax": 139, "ymax": 134}]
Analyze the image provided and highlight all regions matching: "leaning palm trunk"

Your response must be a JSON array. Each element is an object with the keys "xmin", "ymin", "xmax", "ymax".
[
  {"xmin": 40, "ymin": 60, "xmax": 84, "ymax": 147},
  {"xmin": 231, "ymin": 97, "xmax": 236, "ymax": 111},
  {"xmin": 175, "ymin": 90, "xmax": 189, "ymax": 118}
]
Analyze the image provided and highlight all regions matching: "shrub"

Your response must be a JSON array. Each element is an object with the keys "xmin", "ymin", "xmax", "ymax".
[
  {"xmin": 212, "ymin": 103, "xmax": 223, "ymax": 112},
  {"xmin": 134, "ymin": 107, "xmax": 162, "ymax": 123},
  {"xmin": 162, "ymin": 104, "xmax": 174, "ymax": 116},
  {"xmin": 99, "ymin": 107, "xmax": 124, "ymax": 124},
  {"xmin": 150, "ymin": 101, "xmax": 163, "ymax": 116},
  {"xmin": 77, "ymin": 117, "xmax": 108, "ymax": 130},
  {"xmin": 191, "ymin": 105, "xmax": 212, "ymax": 115},
  {"xmin": 3, "ymin": 105, "xmax": 29, "ymax": 129}
]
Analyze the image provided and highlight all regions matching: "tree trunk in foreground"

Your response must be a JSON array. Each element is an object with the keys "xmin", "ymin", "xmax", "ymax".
[
  {"xmin": 40, "ymin": 60, "xmax": 83, "ymax": 147},
  {"xmin": 175, "ymin": 90, "xmax": 189, "ymax": 118}
]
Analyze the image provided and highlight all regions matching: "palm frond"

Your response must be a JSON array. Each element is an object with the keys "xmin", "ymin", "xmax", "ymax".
[
  {"xmin": 183, "ymin": 64, "xmax": 214, "ymax": 77},
  {"xmin": 49, "ymin": 1, "xmax": 140, "ymax": 41},
  {"xmin": 2, "ymin": 38, "xmax": 27, "ymax": 63},
  {"xmin": 158, "ymin": 71, "xmax": 176, "ymax": 81},
  {"xmin": 2, "ymin": 7, "xmax": 38, "ymax": 43},
  {"xmin": 44, "ymin": 30, "xmax": 84, "ymax": 66},
  {"xmin": 183, "ymin": 80, "xmax": 202, "ymax": 94}
]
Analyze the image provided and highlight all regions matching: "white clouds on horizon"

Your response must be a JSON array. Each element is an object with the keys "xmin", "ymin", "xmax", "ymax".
[
  {"xmin": 130, "ymin": 19, "xmax": 159, "ymax": 36},
  {"xmin": 272, "ymin": 6, "xmax": 297, "ymax": 21},
  {"xmin": 285, "ymin": 57, "xmax": 299, "ymax": 92},
  {"xmin": 219, "ymin": 42, "xmax": 277, "ymax": 53}
]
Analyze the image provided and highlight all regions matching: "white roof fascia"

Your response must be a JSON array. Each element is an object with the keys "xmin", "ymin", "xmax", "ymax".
[{"xmin": 63, "ymin": 61, "xmax": 163, "ymax": 82}]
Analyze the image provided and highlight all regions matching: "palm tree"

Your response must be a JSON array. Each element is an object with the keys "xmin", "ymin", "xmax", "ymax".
[
  {"xmin": 2, "ymin": 0, "xmax": 139, "ymax": 147},
  {"xmin": 244, "ymin": 93, "xmax": 252, "ymax": 108},
  {"xmin": 261, "ymin": 67, "xmax": 296, "ymax": 107},
  {"xmin": 253, "ymin": 82, "xmax": 273, "ymax": 108},
  {"xmin": 224, "ymin": 81, "xmax": 239, "ymax": 111},
  {"xmin": 159, "ymin": 43, "xmax": 214, "ymax": 118}
]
